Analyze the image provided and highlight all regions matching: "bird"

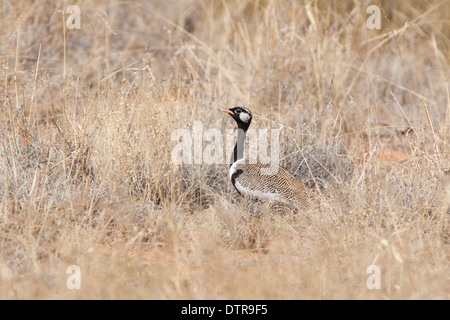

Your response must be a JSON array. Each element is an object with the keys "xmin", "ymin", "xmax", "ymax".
[{"xmin": 221, "ymin": 106, "xmax": 318, "ymax": 211}]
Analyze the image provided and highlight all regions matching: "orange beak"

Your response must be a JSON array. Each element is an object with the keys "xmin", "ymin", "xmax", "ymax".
[{"xmin": 221, "ymin": 109, "xmax": 234, "ymax": 115}]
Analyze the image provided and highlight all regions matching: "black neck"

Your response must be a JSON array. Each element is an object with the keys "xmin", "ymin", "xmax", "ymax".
[{"xmin": 230, "ymin": 123, "xmax": 249, "ymax": 167}]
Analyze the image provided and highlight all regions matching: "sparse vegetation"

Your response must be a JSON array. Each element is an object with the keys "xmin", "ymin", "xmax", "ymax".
[{"xmin": 0, "ymin": 0, "xmax": 449, "ymax": 299}]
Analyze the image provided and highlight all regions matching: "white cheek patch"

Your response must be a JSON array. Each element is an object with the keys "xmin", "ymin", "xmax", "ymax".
[{"xmin": 239, "ymin": 112, "xmax": 251, "ymax": 123}]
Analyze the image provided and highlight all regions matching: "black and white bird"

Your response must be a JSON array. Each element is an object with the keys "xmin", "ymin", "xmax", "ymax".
[{"xmin": 222, "ymin": 106, "xmax": 317, "ymax": 210}]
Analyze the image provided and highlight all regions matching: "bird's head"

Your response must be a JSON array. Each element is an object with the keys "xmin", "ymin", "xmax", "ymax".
[{"xmin": 221, "ymin": 106, "xmax": 252, "ymax": 129}]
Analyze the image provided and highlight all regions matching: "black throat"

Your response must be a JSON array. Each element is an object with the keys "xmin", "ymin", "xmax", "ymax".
[{"xmin": 230, "ymin": 122, "xmax": 250, "ymax": 167}]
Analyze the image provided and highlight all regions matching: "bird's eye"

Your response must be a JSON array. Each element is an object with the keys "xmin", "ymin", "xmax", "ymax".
[{"xmin": 235, "ymin": 109, "xmax": 241, "ymax": 114}]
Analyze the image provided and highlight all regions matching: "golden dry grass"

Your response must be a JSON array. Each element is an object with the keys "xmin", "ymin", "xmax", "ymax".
[{"xmin": 0, "ymin": 0, "xmax": 449, "ymax": 299}]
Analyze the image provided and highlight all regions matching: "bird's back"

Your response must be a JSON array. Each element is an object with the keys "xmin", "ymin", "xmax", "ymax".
[{"xmin": 230, "ymin": 161, "xmax": 318, "ymax": 210}]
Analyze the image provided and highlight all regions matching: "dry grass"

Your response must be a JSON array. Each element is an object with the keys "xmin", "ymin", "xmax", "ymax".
[{"xmin": 0, "ymin": 0, "xmax": 449, "ymax": 299}]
